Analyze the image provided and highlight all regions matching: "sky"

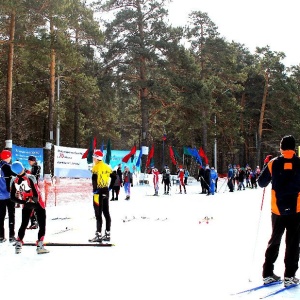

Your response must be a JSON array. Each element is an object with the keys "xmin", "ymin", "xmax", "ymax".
[
  {"xmin": 167, "ymin": 0, "xmax": 300, "ymax": 67},
  {"xmin": 89, "ymin": 0, "xmax": 300, "ymax": 67},
  {"xmin": 0, "ymin": 175, "xmax": 299, "ymax": 300}
]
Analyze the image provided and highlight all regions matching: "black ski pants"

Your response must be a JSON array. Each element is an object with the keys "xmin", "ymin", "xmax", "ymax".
[
  {"xmin": 93, "ymin": 187, "xmax": 111, "ymax": 233},
  {"xmin": 0, "ymin": 199, "xmax": 15, "ymax": 239},
  {"xmin": 18, "ymin": 203, "xmax": 46, "ymax": 241},
  {"xmin": 163, "ymin": 179, "xmax": 170, "ymax": 193},
  {"xmin": 263, "ymin": 212, "xmax": 300, "ymax": 278}
]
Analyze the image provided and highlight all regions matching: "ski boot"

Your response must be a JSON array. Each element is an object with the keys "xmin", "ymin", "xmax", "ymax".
[
  {"xmin": 89, "ymin": 232, "xmax": 102, "ymax": 243},
  {"xmin": 102, "ymin": 230, "xmax": 110, "ymax": 242},
  {"xmin": 15, "ymin": 240, "xmax": 23, "ymax": 254},
  {"xmin": 36, "ymin": 240, "xmax": 49, "ymax": 254}
]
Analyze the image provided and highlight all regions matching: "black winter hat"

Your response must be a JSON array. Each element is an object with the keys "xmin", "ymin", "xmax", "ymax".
[
  {"xmin": 280, "ymin": 135, "xmax": 296, "ymax": 150},
  {"xmin": 28, "ymin": 155, "xmax": 36, "ymax": 161}
]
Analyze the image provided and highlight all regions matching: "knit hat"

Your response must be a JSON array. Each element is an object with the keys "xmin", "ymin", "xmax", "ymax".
[
  {"xmin": 92, "ymin": 150, "xmax": 103, "ymax": 160},
  {"xmin": 280, "ymin": 135, "xmax": 296, "ymax": 150},
  {"xmin": 11, "ymin": 161, "xmax": 24, "ymax": 175},
  {"xmin": 28, "ymin": 155, "xmax": 36, "ymax": 161},
  {"xmin": 0, "ymin": 150, "xmax": 12, "ymax": 160}
]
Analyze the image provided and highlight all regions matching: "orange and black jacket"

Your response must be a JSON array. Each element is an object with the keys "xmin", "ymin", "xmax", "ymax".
[{"xmin": 258, "ymin": 150, "xmax": 300, "ymax": 215}]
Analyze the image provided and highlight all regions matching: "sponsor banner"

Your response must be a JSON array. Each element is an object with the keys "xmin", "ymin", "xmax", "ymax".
[
  {"xmin": 54, "ymin": 146, "xmax": 141, "ymax": 178},
  {"xmin": 54, "ymin": 146, "xmax": 90, "ymax": 178},
  {"xmin": 12, "ymin": 144, "xmax": 44, "ymax": 177}
]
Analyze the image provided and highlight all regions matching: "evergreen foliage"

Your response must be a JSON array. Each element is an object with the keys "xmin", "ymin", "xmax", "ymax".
[{"xmin": 1, "ymin": 0, "xmax": 300, "ymax": 173}]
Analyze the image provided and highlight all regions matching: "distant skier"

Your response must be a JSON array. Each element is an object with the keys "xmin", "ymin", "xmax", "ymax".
[
  {"xmin": 161, "ymin": 165, "xmax": 171, "ymax": 195},
  {"xmin": 152, "ymin": 167, "xmax": 160, "ymax": 196},
  {"xmin": 177, "ymin": 165, "xmax": 186, "ymax": 194},
  {"xmin": 210, "ymin": 167, "xmax": 218, "ymax": 195},
  {"xmin": 123, "ymin": 166, "xmax": 133, "ymax": 200},
  {"xmin": 227, "ymin": 164, "xmax": 234, "ymax": 192}
]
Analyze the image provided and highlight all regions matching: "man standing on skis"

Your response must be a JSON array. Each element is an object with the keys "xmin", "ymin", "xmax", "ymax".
[
  {"xmin": 10, "ymin": 161, "xmax": 49, "ymax": 254},
  {"xmin": 90, "ymin": 150, "xmax": 112, "ymax": 242},
  {"xmin": 161, "ymin": 165, "xmax": 171, "ymax": 195},
  {"xmin": 258, "ymin": 135, "xmax": 300, "ymax": 287}
]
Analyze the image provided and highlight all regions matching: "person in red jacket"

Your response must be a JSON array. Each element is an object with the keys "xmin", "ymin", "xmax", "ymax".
[
  {"xmin": 258, "ymin": 135, "xmax": 300, "ymax": 287},
  {"xmin": 177, "ymin": 165, "xmax": 186, "ymax": 194},
  {"xmin": 10, "ymin": 161, "xmax": 49, "ymax": 254},
  {"xmin": 151, "ymin": 167, "xmax": 160, "ymax": 196}
]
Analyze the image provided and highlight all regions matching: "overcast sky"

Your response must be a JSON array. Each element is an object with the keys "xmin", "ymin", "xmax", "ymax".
[{"xmin": 167, "ymin": 0, "xmax": 300, "ymax": 67}]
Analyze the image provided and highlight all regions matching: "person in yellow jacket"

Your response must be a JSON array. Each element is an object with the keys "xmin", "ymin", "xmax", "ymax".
[{"xmin": 89, "ymin": 150, "xmax": 112, "ymax": 243}]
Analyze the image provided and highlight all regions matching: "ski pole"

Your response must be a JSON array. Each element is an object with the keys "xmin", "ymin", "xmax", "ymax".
[
  {"xmin": 200, "ymin": 176, "xmax": 211, "ymax": 193},
  {"xmin": 223, "ymin": 178, "xmax": 229, "ymax": 193},
  {"xmin": 248, "ymin": 187, "xmax": 266, "ymax": 282},
  {"xmin": 218, "ymin": 178, "xmax": 227, "ymax": 192}
]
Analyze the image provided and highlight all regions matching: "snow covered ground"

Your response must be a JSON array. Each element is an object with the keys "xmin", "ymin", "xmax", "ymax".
[{"xmin": 0, "ymin": 177, "xmax": 299, "ymax": 300}]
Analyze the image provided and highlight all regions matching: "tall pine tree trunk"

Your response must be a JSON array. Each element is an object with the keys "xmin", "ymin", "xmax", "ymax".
[{"xmin": 257, "ymin": 69, "xmax": 269, "ymax": 166}]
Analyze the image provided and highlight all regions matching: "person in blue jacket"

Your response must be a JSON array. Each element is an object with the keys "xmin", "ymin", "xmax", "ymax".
[
  {"xmin": 0, "ymin": 150, "xmax": 15, "ymax": 243},
  {"xmin": 210, "ymin": 167, "xmax": 218, "ymax": 195},
  {"xmin": 227, "ymin": 164, "xmax": 234, "ymax": 192}
]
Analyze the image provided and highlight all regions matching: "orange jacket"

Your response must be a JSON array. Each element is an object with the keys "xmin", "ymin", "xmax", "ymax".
[{"xmin": 258, "ymin": 150, "xmax": 300, "ymax": 215}]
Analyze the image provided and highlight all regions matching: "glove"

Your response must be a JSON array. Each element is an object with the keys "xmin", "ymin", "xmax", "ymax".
[
  {"xmin": 131, "ymin": 183, "xmax": 133, "ymax": 187},
  {"xmin": 264, "ymin": 155, "xmax": 273, "ymax": 164},
  {"xmin": 93, "ymin": 189, "xmax": 99, "ymax": 194}
]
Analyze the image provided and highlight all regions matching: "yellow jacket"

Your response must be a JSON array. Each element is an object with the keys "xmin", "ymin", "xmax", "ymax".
[{"xmin": 92, "ymin": 161, "xmax": 112, "ymax": 188}]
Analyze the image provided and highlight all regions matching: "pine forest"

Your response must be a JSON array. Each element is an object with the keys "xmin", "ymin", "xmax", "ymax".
[{"xmin": 1, "ymin": 0, "xmax": 300, "ymax": 175}]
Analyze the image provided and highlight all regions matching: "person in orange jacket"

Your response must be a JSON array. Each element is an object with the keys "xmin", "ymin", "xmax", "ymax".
[{"xmin": 258, "ymin": 135, "xmax": 300, "ymax": 287}]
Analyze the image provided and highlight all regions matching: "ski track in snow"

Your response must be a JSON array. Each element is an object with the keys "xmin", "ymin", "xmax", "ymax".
[{"xmin": 0, "ymin": 178, "xmax": 299, "ymax": 300}]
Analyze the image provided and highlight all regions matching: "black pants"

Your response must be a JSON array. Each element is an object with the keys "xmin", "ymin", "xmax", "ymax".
[
  {"xmin": 112, "ymin": 186, "xmax": 120, "ymax": 200},
  {"xmin": 163, "ymin": 179, "xmax": 170, "ymax": 193},
  {"xmin": 30, "ymin": 210, "xmax": 38, "ymax": 225},
  {"xmin": 0, "ymin": 199, "xmax": 15, "ymax": 239},
  {"xmin": 18, "ymin": 203, "xmax": 46, "ymax": 241},
  {"xmin": 93, "ymin": 187, "xmax": 111, "ymax": 233},
  {"xmin": 227, "ymin": 178, "xmax": 234, "ymax": 192},
  {"xmin": 263, "ymin": 213, "xmax": 300, "ymax": 278}
]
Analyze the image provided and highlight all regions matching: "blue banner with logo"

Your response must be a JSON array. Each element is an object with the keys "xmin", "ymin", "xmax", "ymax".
[{"xmin": 12, "ymin": 144, "xmax": 44, "ymax": 177}]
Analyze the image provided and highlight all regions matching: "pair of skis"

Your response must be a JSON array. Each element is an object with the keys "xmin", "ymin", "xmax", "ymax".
[
  {"xmin": 232, "ymin": 280, "xmax": 299, "ymax": 298},
  {"xmin": 23, "ymin": 242, "xmax": 114, "ymax": 247}
]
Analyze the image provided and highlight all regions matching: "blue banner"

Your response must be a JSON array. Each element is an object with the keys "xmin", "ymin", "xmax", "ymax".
[
  {"xmin": 12, "ymin": 144, "xmax": 44, "ymax": 177},
  {"xmin": 54, "ymin": 145, "xmax": 141, "ymax": 178}
]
